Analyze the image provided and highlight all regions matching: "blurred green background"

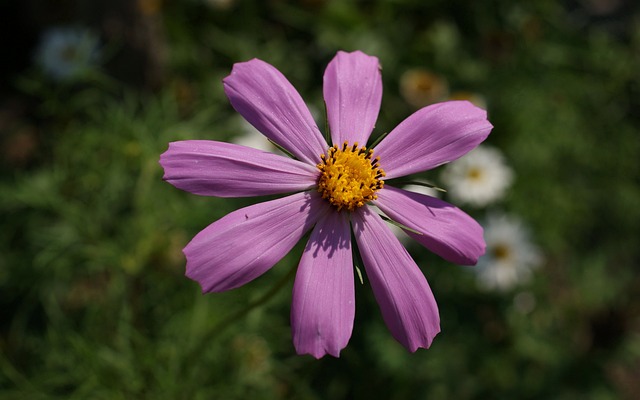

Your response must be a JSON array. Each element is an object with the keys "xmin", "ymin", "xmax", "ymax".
[{"xmin": 1, "ymin": 0, "xmax": 639, "ymax": 399}]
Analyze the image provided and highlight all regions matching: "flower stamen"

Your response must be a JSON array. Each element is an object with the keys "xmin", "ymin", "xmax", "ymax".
[{"xmin": 317, "ymin": 142, "xmax": 385, "ymax": 212}]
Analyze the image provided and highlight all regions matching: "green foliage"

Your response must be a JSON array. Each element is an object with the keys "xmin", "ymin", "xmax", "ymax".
[{"xmin": 2, "ymin": 0, "xmax": 639, "ymax": 398}]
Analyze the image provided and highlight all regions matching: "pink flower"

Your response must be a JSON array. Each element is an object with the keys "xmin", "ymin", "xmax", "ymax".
[{"xmin": 160, "ymin": 51, "xmax": 492, "ymax": 358}]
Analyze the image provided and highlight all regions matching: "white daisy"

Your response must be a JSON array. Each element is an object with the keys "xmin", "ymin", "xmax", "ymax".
[
  {"xmin": 475, "ymin": 213, "xmax": 542, "ymax": 291},
  {"xmin": 35, "ymin": 27, "xmax": 100, "ymax": 81},
  {"xmin": 440, "ymin": 144, "xmax": 514, "ymax": 207},
  {"xmin": 399, "ymin": 69, "xmax": 449, "ymax": 109},
  {"xmin": 401, "ymin": 183, "xmax": 441, "ymax": 199},
  {"xmin": 231, "ymin": 116, "xmax": 277, "ymax": 152},
  {"xmin": 448, "ymin": 91, "xmax": 488, "ymax": 110}
]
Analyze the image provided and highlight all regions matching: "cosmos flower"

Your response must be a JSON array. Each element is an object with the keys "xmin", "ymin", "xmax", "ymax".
[
  {"xmin": 160, "ymin": 51, "xmax": 493, "ymax": 358},
  {"xmin": 440, "ymin": 144, "xmax": 514, "ymax": 207},
  {"xmin": 34, "ymin": 27, "xmax": 100, "ymax": 81},
  {"xmin": 475, "ymin": 213, "xmax": 542, "ymax": 291}
]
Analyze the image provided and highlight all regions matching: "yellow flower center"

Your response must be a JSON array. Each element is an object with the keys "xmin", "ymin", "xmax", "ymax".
[
  {"xmin": 317, "ymin": 142, "xmax": 385, "ymax": 212},
  {"xmin": 492, "ymin": 243, "xmax": 512, "ymax": 261},
  {"xmin": 467, "ymin": 167, "xmax": 483, "ymax": 180}
]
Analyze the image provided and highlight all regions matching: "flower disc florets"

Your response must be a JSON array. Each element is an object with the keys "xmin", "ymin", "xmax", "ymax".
[{"xmin": 317, "ymin": 142, "xmax": 385, "ymax": 212}]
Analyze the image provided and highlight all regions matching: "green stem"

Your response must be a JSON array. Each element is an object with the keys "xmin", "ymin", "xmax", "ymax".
[{"xmin": 180, "ymin": 263, "xmax": 297, "ymax": 377}]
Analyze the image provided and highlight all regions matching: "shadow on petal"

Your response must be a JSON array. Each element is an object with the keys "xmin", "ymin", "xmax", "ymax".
[{"xmin": 305, "ymin": 209, "xmax": 351, "ymax": 259}]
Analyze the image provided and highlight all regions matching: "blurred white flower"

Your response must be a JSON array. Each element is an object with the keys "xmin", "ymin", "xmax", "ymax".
[
  {"xmin": 475, "ymin": 214, "xmax": 542, "ymax": 291},
  {"xmin": 401, "ymin": 183, "xmax": 441, "ymax": 199},
  {"xmin": 400, "ymin": 69, "xmax": 449, "ymax": 108},
  {"xmin": 35, "ymin": 27, "xmax": 100, "ymax": 81},
  {"xmin": 448, "ymin": 91, "xmax": 488, "ymax": 110},
  {"xmin": 231, "ymin": 116, "xmax": 277, "ymax": 152},
  {"xmin": 440, "ymin": 145, "xmax": 513, "ymax": 207}
]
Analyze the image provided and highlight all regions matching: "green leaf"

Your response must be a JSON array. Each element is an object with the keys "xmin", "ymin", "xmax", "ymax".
[
  {"xmin": 323, "ymin": 100, "xmax": 331, "ymax": 145},
  {"xmin": 368, "ymin": 131, "xmax": 390, "ymax": 149},
  {"xmin": 354, "ymin": 265, "xmax": 364, "ymax": 285},
  {"xmin": 379, "ymin": 214, "xmax": 423, "ymax": 235},
  {"xmin": 267, "ymin": 139, "xmax": 297, "ymax": 160},
  {"xmin": 395, "ymin": 179, "xmax": 447, "ymax": 193}
]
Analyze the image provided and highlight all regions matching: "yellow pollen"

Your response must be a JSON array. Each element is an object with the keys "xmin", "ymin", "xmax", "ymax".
[{"xmin": 317, "ymin": 141, "xmax": 385, "ymax": 212}]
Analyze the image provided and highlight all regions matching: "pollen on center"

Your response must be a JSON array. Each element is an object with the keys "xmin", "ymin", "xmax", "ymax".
[{"xmin": 317, "ymin": 141, "xmax": 385, "ymax": 212}]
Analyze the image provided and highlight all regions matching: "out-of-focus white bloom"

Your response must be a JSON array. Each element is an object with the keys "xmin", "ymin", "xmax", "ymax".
[
  {"xmin": 232, "ymin": 116, "xmax": 277, "ymax": 152},
  {"xmin": 35, "ymin": 27, "xmax": 100, "ymax": 81},
  {"xmin": 400, "ymin": 69, "xmax": 449, "ymax": 108},
  {"xmin": 401, "ymin": 184, "xmax": 441, "ymax": 199},
  {"xmin": 306, "ymin": 103, "xmax": 322, "ymax": 127},
  {"xmin": 448, "ymin": 91, "xmax": 488, "ymax": 110},
  {"xmin": 440, "ymin": 145, "xmax": 513, "ymax": 207},
  {"xmin": 475, "ymin": 214, "xmax": 542, "ymax": 291}
]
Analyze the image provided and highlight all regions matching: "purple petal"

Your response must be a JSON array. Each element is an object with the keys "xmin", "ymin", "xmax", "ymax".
[
  {"xmin": 185, "ymin": 192, "xmax": 329, "ymax": 293},
  {"xmin": 374, "ymin": 186, "xmax": 485, "ymax": 265},
  {"xmin": 323, "ymin": 50, "xmax": 382, "ymax": 146},
  {"xmin": 352, "ymin": 207, "xmax": 440, "ymax": 352},
  {"xmin": 291, "ymin": 211, "xmax": 354, "ymax": 358},
  {"xmin": 223, "ymin": 58, "xmax": 328, "ymax": 165},
  {"xmin": 374, "ymin": 101, "xmax": 493, "ymax": 179},
  {"xmin": 160, "ymin": 140, "xmax": 319, "ymax": 197}
]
